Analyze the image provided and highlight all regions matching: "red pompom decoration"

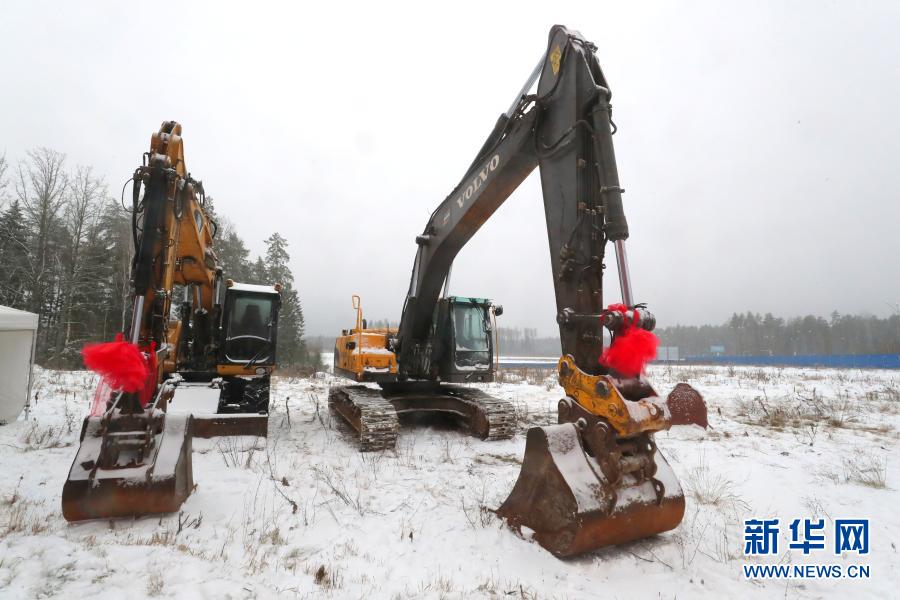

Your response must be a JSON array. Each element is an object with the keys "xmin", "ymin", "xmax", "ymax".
[
  {"xmin": 81, "ymin": 333, "xmax": 150, "ymax": 394},
  {"xmin": 599, "ymin": 304, "xmax": 659, "ymax": 377}
]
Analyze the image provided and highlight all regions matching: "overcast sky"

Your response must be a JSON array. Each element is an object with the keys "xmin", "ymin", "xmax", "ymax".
[{"xmin": 2, "ymin": 1, "xmax": 898, "ymax": 336}]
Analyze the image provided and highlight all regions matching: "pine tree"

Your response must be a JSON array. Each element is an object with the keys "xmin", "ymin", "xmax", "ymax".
[
  {"xmin": 202, "ymin": 196, "xmax": 254, "ymax": 281},
  {"xmin": 262, "ymin": 233, "xmax": 310, "ymax": 367},
  {"xmin": 251, "ymin": 256, "xmax": 268, "ymax": 283},
  {"xmin": 216, "ymin": 225, "xmax": 253, "ymax": 282},
  {"xmin": 0, "ymin": 199, "xmax": 30, "ymax": 307}
]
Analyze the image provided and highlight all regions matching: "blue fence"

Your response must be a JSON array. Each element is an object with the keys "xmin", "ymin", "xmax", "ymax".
[{"xmin": 684, "ymin": 354, "xmax": 900, "ymax": 369}]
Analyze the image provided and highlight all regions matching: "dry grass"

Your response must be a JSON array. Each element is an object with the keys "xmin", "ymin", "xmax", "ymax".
[
  {"xmin": 496, "ymin": 367, "xmax": 555, "ymax": 386},
  {"xmin": 216, "ymin": 436, "xmax": 263, "ymax": 468},
  {"xmin": 146, "ymin": 570, "xmax": 165, "ymax": 596},
  {"xmin": 819, "ymin": 452, "xmax": 889, "ymax": 489},
  {"xmin": 684, "ymin": 454, "xmax": 750, "ymax": 511},
  {"xmin": 18, "ymin": 421, "xmax": 69, "ymax": 450},
  {"xmin": 311, "ymin": 465, "xmax": 366, "ymax": 514},
  {"xmin": 842, "ymin": 455, "xmax": 888, "ymax": 488},
  {"xmin": 672, "ymin": 366, "xmax": 720, "ymax": 383},
  {"xmin": 732, "ymin": 382, "xmax": 895, "ymax": 439},
  {"xmin": 735, "ymin": 390, "xmax": 795, "ymax": 429},
  {"xmin": 1, "ymin": 499, "xmax": 51, "ymax": 538},
  {"xmin": 461, "ymin": 482, "xmax": 498, "ymax": 529},
  {"xmin": 311, "ymin": 563, "xmax": 342, "ymax": 589}
]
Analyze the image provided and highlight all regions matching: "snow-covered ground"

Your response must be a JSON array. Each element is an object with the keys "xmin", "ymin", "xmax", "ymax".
[{"xmin": 0, "ymin": 365, "xmax": 897, "ymax": 599}]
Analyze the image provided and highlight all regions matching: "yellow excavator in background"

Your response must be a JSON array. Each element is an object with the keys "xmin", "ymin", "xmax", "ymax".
[
  {"xmin": 62, "ymin": 122, "xmax": 282, "ymax": 521},
  {"xmin": 332, "ymin": 26, "xmax": 708, "ymax": 556}
]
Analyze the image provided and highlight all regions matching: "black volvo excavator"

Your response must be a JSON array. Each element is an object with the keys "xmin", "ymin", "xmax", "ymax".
[{"xmin": 332, "ymin": 25, "xmax": 708, "ymax": 556}]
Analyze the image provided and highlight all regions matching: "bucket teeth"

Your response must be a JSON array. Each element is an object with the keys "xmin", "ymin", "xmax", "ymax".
[{"xmin": 497, "ymin": 422, "xmax": 685, "ymax": 557}]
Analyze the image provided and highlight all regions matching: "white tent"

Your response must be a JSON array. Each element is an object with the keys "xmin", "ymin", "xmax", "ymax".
[{"xmin": 0, "ymin": 305, "xmax": 38, "ymax": 424}]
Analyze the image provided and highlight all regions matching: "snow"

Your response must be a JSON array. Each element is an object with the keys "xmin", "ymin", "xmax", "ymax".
[
  {"xmin": 228, "ymin": 283, "xmax": 279, "ymax": 295},
  {"xmin": 624, "ymin": 397, "xmax": 669, "ymax": 423},
  {"xmin": 351, "ymin": 347, "xmax": 394, "ymax": 356},
  {"xmin": 541, "ymin": 423, "xmax": 610, "ymax": 512},
  {"xmin": 168, "ymin": 383, "xmax": 222, "ymax": 415},
  {"xmin": 0, "ymin": 365, "xmax": 898, "ymax": 599}
]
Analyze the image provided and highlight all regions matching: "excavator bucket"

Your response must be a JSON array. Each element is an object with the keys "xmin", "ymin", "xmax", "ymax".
[
  {"xmin": 498, "ymin": 359, "xmax": 708, "ymax": 556},
  {"xmin": 62, "ymin": 407, "xmax": 194, "ymax": 521},
  {"xmin": 496, "ymin": 422, "xmax": 686, "ymax": 557}
]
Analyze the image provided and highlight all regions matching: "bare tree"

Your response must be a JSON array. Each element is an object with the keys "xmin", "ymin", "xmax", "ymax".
[
  {"xmin": 0, "ymin": 153, "xmax": 9, "ymax": 203},
  {"xmin": 53, "ymin": 166, "xmax": 107, "ymax": 364},
  {"xmin": 16, "ymin": 148, "xmax": 68, "ymax": 356}
]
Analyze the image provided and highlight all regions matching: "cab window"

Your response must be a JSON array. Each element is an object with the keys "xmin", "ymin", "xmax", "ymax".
[
  {"xmin": 229, "ymin": 295, "xmax": 273, "ymax": 339},
  {"xmin": 453, "ymin": 304, "xmax": 489, "ymax": 351}
]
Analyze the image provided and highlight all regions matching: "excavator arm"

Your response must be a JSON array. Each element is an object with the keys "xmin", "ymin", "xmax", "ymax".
[
  {"xmin": 396, "ymin": 100, "xmax": 538, "ymax": 377},
  {"xmin": 396, "ymin": 25, "xmax": 636, "ymax": 380},
  {"xmin": 129, "ymin": 122, "xmax": 220, "ymax": 381}
]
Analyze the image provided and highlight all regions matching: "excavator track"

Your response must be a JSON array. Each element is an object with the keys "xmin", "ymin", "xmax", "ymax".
[
  {"xmin": 328, "ymin": 385, "xmax": 399, "ymax": 451},
  {"xmin": 437, "ymin": 386, "xmax": 517, "ymax": 440},
  {"xmin": 329, "ymin": 383, "xmax": 516, "ymax": 451}
]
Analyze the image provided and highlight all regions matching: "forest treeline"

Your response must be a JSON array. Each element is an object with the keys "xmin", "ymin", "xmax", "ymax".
[
  {"xmin": 656, "ymin": 311, "xmax": 900, "ymax": 356},
  {"xmin": 494, "ymin": 311, "xmax": 900, "ymax": 357},
  {"xmin": 319, "ymin": 311, "xmax": 900, "ymax": 358},
  {"xmin": 0, "ymin": 148, "xmax": 317, "ymax": 369},
  {"xmin": 497, "ymin": 327, "xmax": 561, "ymax": 356}
]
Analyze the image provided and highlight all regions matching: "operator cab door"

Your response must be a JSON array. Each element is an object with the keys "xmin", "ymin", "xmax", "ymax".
[
  {"xmin": 220, "ymin": 290, "xmax": 280, "ymax": 368},
  {"xmin": 439, "ymin": 297, "xmax": 494, "ymax": 382}
]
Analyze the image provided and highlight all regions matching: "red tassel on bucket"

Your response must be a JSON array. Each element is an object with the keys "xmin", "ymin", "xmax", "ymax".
[
  {"xmin": 81, "ymin": 333, "xmax": 150, "ymax": 394},
  {"xmin": 600, "ymin": 304, "xmax": 658, "ymax": 377}
]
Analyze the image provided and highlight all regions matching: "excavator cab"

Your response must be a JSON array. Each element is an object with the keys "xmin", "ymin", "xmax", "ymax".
[
  {"xmin": 168, "ymin": 281, "xmax": 282, "ymax": 436},
  {"xmin": 432, "ymin": 296, "xmax": 499, "ymax": 383},
  {"xmin": 220, "ymin": 283, "xmax": 281, "ymax": 370}
]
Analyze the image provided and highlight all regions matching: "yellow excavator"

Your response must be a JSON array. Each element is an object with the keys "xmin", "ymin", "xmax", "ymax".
[
  {"xmin": 62, "ymin": 122, "xmax": 282, "ymax": 521},
  {"xmin": 332, "ymin": 26, "xmax": 708, "ymax": 556}
]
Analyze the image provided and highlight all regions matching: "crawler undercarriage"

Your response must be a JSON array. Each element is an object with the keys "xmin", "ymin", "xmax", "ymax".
[{"xmin": 328, "ymin": 383, "xmax": 516, "ymax": 451}]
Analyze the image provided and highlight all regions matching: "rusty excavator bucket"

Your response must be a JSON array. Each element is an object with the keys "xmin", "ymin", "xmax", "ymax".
[
  {"xmin": 62, "ymin": 384, "xmax": 194, "ymax": 522},
  {"xmin": 497, "ymin": 356, "xmax": 707, "ymax": 557}
]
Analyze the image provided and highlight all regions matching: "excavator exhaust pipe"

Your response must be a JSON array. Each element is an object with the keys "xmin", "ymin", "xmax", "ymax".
[{"xmin": 496, "ymin": 423, "xmax": 685, "ymax": 557}]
